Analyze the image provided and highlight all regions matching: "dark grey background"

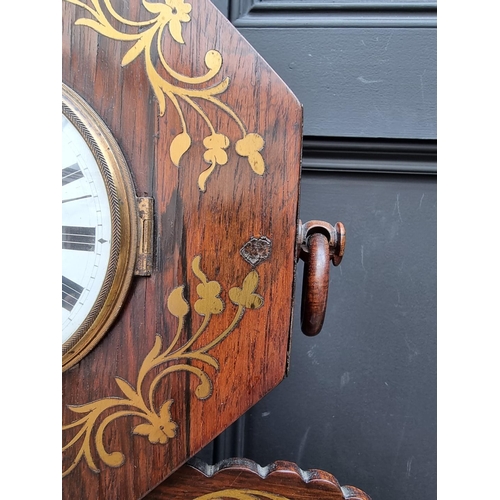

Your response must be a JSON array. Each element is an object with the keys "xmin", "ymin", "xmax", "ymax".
[{"xmin": 197, "ymin": 2, "xmax": 437, "ymax": 499}]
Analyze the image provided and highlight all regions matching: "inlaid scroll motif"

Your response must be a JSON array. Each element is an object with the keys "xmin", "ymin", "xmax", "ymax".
[
  {"xmin": 62, "ymin": 255, "xmax": 264, "ymax": 477},
  {"xmin": 65, "ymin": 0, "xmax": 266, "ymax": 192},
  {"xmin": 193, "ymin": 491, "xmax": 290, "ymax": 500}
]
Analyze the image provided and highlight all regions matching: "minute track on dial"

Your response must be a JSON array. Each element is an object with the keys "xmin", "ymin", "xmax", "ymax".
[{"xmin": 61, "ymin": 82, "xmax": 140, "ymax": 371}]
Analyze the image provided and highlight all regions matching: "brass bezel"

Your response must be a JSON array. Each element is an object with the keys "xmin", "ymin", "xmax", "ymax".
[{"xmin": 62, "ymin": 83, "xmax": 138, "ymax": 372}]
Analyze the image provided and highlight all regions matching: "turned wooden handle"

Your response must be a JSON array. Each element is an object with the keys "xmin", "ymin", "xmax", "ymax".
[{"xmin": 300, "ymin": 232, "xmax": 331, "ymax": 336}]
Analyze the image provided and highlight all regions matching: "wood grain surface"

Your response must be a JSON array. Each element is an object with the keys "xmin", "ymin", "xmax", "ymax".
[
  {"xmin": 145, "ymin": 458, "xmax": 372, "ymax": 499},
  {"xmin": 300, "ymin": 232, "xmax": 330, "ymax": 336},
  {"xmin": 62, "ymin": 0, "xmax": 303, "ymax": 498}
]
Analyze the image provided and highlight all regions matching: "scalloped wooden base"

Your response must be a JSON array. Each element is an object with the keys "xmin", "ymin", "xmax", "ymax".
[{"xmin": 144, "ymin": 458, "xmax": 371, "ymax": 499}]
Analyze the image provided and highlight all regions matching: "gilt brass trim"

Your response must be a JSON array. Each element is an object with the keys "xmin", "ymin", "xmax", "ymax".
[{"xmin": 62, "ymin": 83, "xmax": 139, "ymax": 372}]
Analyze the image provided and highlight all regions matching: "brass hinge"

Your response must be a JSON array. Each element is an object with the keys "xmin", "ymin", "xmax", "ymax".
[{"xmin": 134, "ymin": 197, "xmax": 154, "ymax": 276}]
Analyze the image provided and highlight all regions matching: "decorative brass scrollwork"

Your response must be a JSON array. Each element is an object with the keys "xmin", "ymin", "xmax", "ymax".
[
  {"xmin": 65, "ymin": 0, "xmax": 266, "ymax": 192},
  {"xmin": 63, "ymin": 253, "xmax": 265, "ymax": 477}
]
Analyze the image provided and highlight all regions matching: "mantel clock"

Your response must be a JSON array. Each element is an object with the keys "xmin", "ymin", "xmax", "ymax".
[{"xmin": 61, "ymin": 0, "xmax": 342, "ymax": 498}]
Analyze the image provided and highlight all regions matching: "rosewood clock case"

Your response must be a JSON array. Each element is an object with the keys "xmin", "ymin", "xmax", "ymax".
[{"xmin": 62, "ymin": 0, "xmax": 303, "ymax": 498}]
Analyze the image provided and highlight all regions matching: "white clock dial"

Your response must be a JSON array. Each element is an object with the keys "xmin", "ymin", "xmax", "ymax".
[
  {"xmin": 62, "ymin": 115, "xmax": 112, "ymax": 344},
  {"xmin": 62, "ymin": 83, "xmax": 138, "ymax": 372}
]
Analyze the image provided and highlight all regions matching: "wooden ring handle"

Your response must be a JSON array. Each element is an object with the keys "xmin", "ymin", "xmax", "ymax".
[{"xmin": 300, "ymin": 232, "xmax": 331, "ymax": 336}]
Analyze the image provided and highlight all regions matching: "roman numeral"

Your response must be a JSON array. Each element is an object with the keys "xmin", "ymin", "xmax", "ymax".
[
  {"xmin": 62, "ymin": 163, "xmax": 83, "ymax": 186},
  {"xmin": 62, "ymin": 226, "xmax": 96, "ymax": 252},
  {"xmin": 62, "ymin": 276, "xmax": 84, "ymax": 312}
]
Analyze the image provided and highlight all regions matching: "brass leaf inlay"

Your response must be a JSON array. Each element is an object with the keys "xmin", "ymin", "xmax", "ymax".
[
  {"xmin": 65, "ymin": 0, "xmax": 266, "ymax": 191},
  {"xmin": 193, "ymin": 490, "xmax": 290, "ymax": 500},
  {"xmin": 62, "ymin": 256, "xmax": 264, "ymax": 477}
]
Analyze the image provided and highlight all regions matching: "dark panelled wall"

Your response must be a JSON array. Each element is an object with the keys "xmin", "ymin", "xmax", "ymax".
[{"xmin": 197, "ymin": 2, "xmax": 437, "ymax": 499}]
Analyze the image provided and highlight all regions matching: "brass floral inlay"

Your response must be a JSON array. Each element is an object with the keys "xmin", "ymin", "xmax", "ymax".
[
  {"xmin": 65, "ymin": 0, "xmax": 266, "ymax": 191},
  {"xmin": 62, "ymin": 256, "xmax": 264, "ymax": 477},
  {"xmin": 193, "ymin": 491, "xmax": 290, "ymax": 500}
]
